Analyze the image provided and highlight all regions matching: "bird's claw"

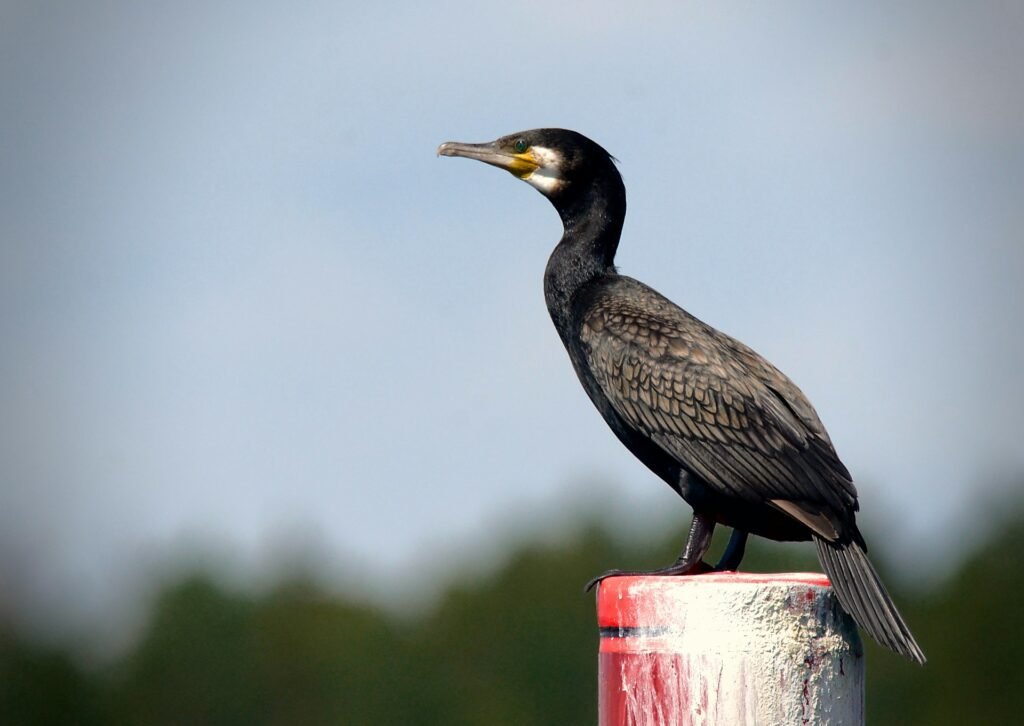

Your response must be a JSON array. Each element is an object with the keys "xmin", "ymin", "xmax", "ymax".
[
  {"xmin": 584, "ymin": 569, "xmax": 628, "ymax": 593},
  {"xmin": 584, "ymin": 560, "xmax": 714, "ymax": 593}
]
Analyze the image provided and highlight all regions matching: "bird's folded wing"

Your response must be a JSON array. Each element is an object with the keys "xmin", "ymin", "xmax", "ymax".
[{"xmin": 581, "ymin": 298, "xmax": 857, "ymax": 521}]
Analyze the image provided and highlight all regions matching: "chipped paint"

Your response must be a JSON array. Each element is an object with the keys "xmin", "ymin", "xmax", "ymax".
[{"xmin": 597, "ymin": 573, "xmax": 864, "ymax": 725}]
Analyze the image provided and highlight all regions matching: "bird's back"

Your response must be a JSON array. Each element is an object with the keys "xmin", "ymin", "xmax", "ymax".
[
  {"xmin": 571, "ymin": 275, "xmax": 859, "ymax": 535},
  {"xmin": 584, "ymin": 277, "xmax": 832, "ymax": 435}
]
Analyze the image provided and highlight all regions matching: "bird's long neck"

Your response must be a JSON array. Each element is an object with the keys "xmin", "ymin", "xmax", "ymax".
[{"xmin": 544, "ymin": 172, "xmax": 626, "ymax": 335}]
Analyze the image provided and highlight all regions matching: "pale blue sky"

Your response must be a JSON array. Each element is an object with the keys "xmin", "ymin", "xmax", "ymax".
[{"xmin": 1, "ymin": 1, "xmax": 1022, "ymax": 647}]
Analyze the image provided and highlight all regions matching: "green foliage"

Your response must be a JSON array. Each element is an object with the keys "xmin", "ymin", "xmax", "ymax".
[
  {"xmin": 413, "ymin": 526, "xmax": 620, "ymax": 725},
  {"xmin": 106, "ymin": 575, "xmax": 429, "ymax": 726},
  {"xmin": 2, "ymin": 511, "xmax": 1023, "ymax": 724},
  {"xmin": 0, "ymin": 631, "xmax": 103, "ymax": 725},
  {"xmin": 864, "ymin": 515, "xmax": 1024, "ymax": 725}
]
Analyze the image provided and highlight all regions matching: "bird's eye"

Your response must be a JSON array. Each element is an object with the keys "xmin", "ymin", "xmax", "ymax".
[{"xmin": 514, "ymin": 138, "xmax": 528, "ymax": 154}]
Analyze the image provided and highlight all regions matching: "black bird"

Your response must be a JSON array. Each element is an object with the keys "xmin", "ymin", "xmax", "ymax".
[{"xmin": 438, "ymin": 128, "xmax": 925, "ymax": 664}]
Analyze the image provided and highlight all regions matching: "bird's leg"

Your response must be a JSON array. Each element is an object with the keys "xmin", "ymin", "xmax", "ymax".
[
  {"xmin": 585, "ymin": 512, "xmax": 716, "ymax": 592},
  {"xmin": 714, "ymin": 529, "xmax": 748, "ymax": 571}
]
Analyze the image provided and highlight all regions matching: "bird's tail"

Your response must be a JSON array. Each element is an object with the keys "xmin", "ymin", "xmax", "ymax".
[{"xmin": 815, "ymin": 536, "xmax": 926, "ymax": 664}]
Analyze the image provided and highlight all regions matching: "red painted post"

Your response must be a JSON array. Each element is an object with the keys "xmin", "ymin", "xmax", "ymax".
[{"xmin": 597, "ymin": 573, "xmax": 864, "ymax": 725}]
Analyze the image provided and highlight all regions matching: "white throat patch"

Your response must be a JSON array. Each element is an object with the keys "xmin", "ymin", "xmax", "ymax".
[{"xmin": 524, "ymin": 145, "xmax": 563, "ymax": 194}]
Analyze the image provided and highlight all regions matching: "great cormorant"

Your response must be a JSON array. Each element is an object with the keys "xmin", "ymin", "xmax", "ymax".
[{"xmin": 438, "ymin": 128, "xmax": 925, "ymax": 664}]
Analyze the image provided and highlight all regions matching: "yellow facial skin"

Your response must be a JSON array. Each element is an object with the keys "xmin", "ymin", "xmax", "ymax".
[{"xmin": 508, "ymin": 149, "xmax": 542, "ymax": 179}]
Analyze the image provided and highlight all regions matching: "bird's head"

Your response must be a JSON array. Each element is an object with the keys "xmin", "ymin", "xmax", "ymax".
[{"xmin": 437, "ymin": 128, "xmax": 618, "ymax": 203}]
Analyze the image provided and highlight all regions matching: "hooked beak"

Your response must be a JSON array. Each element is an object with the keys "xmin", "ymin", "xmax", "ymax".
[{"xmin": 437, "ymin": 140, "xmax": 540, "ymax": 179}]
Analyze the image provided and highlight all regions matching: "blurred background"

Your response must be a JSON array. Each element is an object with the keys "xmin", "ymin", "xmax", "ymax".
[{"xmin": 1, "ymin": 1, "xmax": 1022, "ymax": 723}]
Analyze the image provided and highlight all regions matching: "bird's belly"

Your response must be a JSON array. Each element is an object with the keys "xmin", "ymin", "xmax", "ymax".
[
  {"xmin": 710, "ymin": 496, "xmax": 812, "ymax": 542},
  {"xmin": 611, "ymin": 419, "xmax": 812, "ymax": 543}
]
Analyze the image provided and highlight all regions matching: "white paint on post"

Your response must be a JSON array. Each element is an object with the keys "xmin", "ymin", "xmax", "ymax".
[{"xmin": 597, "ymin": 573, "xmax": 864, "ymax": 726}]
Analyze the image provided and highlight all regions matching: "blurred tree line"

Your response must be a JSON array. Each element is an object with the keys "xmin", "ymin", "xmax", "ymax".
[{"xmin": 2, "ymin": 507, "xmax": 1022, "ymax": 725}]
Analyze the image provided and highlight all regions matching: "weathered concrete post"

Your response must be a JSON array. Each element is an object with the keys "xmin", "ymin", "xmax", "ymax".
[{"xmin": 597, "ymin": 573, "xmax": 864, "ymax": 726}]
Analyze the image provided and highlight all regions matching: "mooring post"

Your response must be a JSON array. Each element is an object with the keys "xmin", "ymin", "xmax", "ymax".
[{"xmin": 597, "ymin": 573, "xmax": 864, "ymax": 726}]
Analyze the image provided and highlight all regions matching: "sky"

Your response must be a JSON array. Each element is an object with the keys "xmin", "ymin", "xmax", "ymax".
[{"xmin": 1, "ymin": 1, "xmax": 1022, "ymax": 649}]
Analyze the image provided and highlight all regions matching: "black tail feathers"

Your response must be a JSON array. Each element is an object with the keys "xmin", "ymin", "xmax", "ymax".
[{"xmin": 815, "ymin": 536, "xmax": 926, "ymax": 665}]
